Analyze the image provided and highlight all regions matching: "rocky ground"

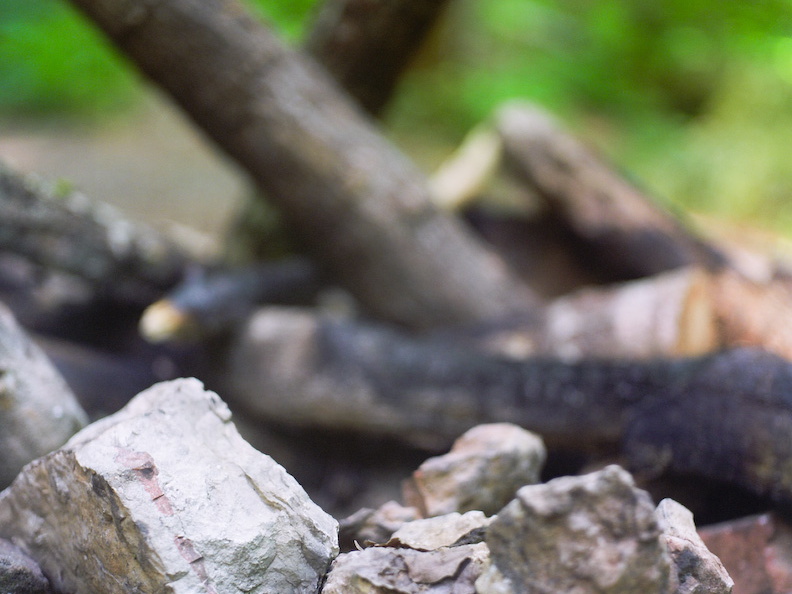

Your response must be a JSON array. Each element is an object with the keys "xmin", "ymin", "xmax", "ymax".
[{"xmin": 2, "ymin": 94, "xmax": 792, "ymax": 593}]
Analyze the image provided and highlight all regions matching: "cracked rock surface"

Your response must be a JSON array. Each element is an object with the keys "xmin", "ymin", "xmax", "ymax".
[{"xmin": 0, "ymin": 378, "xmax": 338, "ymax": 594}]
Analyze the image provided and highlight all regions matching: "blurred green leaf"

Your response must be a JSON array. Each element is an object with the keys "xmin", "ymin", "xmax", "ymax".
[{"xmin": 3, "ymin": 0, "xmax": 792, "ymax": 235}]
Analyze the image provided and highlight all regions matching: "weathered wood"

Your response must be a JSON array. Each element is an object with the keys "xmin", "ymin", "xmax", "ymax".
[
  {"xmin": 304, "ymin": 0, "xmax": 451, "ymax": 115},
  {"xmin": 470, "ymin": 266, "xmax": 792, "ymax": 363},
  {"xmin": 456, "ymin": 267, "xmax": 714, "ymax": 361},
  {"xmin": 227, "ymin": 0, "xmax": 452, "ymax": 265},
  {"xmin": 493, "ymin": 103, "xmax": 728, "ymax": 280},
  {"xmin": 149, "ymin": 260, "xmax": 792, "ymax": 364},
  {"xmin": 66, "ymin": 0, "xmax": 536, "ymax": 330},
  {"xmin": 139, "ymin": 257, "xmax": 323, "ymax": 342},
  {"xmin": 0, "ymin": 161, "xmax": 188, "ymax": 306},
  {"xmin": 226, "ymin": 307, "xmax": 792, "ymax": 505}
]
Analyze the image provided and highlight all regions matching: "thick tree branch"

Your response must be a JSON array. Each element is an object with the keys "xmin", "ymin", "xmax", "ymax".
[
  {"xmin": 225, "ymin": 307, "xmax": 792, "ymax": 506},
  {"xmin": 304, "ymin": 0, "xmax": 451, "ymax": 115},
  {"xmin": 493, "ymin": 103, "xmax": 728, "ymax": 280},
  {"xmin": 66, "ymin": 0, "xmax": 536, "ymax": 330}
]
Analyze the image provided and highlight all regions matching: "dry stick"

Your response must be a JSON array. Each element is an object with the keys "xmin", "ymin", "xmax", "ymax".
[
  {"xmin": 67, "ymin": 0, "xmax": 536, "ymax": 331},
  {"xmin": 304, "ymin": 0, "xmax": 452, "ymax": 116},
  {"xmin": 0, "ymin": 161, "xmax": 188, "ymax": 305},
  {"xmin": 493, "ymin": 103, "xmax": 728, "ymax": 280},
  {"xmin": 227, "ymin": 307, "xmax": 792, "ymax": 505}
]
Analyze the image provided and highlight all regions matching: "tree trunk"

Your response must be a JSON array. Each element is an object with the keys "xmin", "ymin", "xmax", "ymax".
[
  {"xmin": 305, "ymin": 0, "xmax": 451, "ymax": 115},
  {"xmin": 66, "ymin": 0, "xmax": 536, "ymax": 330}
]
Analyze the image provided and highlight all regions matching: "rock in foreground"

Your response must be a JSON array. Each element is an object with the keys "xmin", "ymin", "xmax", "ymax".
[
  {"xmin": 657, "ymin": 498, "xmax": 733, "ymax": 593},
  {"xmin": 404, "ymin": 423, "xmax": 545, "ymax": 517},
  {"xmin": 479, "ymin": 464, "xmax": 671, "ymax": 593},
  {"xmin": 0, "ymin": 378, "xmax": 338, "ymax": 593},
  {"xmin": 0, "ymin": 302, "xmax": 87, "ymax": 488}
]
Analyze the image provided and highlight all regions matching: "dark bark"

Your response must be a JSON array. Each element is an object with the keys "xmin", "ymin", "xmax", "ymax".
[
  {"xmin": 66, "ymin": 0, "xmax": 536, "ymax": 330},
  {"xmin": 495, "ymin": 103, "xmax": 727, "ymax": 280},
  {"xmin": 0, "ymin": 161, "xmax": 188, "ymax": 306},
  {"xmin": 304, "ymin": 0, "xmax": 451, "ymax": 116},
  {"xmin": 139, "ymin": 257, "xmax": 323, "ymax": 342},
  {"xmin": 226, "ymin": 308, "xmax": 792, "ymax": 506}
]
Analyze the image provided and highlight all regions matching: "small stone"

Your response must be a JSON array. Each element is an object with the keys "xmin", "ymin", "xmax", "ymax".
[
  {"xmin": 339, "ymin": 501, "xmax": 420, "ymax": 550},
  {"xmin": 388, "ymin": 511, "xmax": 490, "ymax": 550},
  {"xmin": 480, "ymin": 464, "xmax": 671, "ymax": 593},
  {"xmin": 0, "ymin": 538, "xmax": 52, "ymax": 594},
  {"xmin": 656, "ymin": 498, "xmax": 733, "ymax": 593},
  {"xmin": 0, "ymin": 302, "xmax": 87, "ymax": 487},
  {"xmin": 322, "ymin": 542, "xmax": 489, "ymax": 594},
  {"xmin": 404, "ymin": 423, "xmax": 545, "ymax": 517},
  {"xmin": 0, "ymin": 378, "xmax": 338, "ymax": 594}
]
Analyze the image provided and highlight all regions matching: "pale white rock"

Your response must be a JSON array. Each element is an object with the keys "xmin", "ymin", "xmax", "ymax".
[
  {"xmin": 656, "ymin": 498, "xmax": 734, "ymax": 593},
  {"xmin": 322, "ymin": 542, "xmax": 489, "ymax": 594},
  {"xmin": 0, "ymin": 378, "xmax": 338, "ymax": 594},
  {"xmin": 388, "ymin": 510, "xmax": 490, "ymax": 550},
  {"xmin": 404, "ymin": 423, "xmax": 545, "ymax": 517},
  {"xmin": 480, "ymin": 464, "xmax": 671, "ymax": 593}
]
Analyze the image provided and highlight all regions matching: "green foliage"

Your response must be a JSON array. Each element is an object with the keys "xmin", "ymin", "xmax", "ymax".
[
  {"xmin": 0, "ymin": 0, "xmax": 315, "ymax": 116},
  {"xmin": 245, "ymin": 0, "xmax": 317, "ymax": 41},
  {"xmin": 3, "ymin": 0, "xmax": 792, "ymax": 233},
  {"xmin": 0, "ymin": 0, "xmax": 140, "ymax": 116},
  {"xmin": 387, "ymin": 0, "xmax": 792, "ymax": 232}
]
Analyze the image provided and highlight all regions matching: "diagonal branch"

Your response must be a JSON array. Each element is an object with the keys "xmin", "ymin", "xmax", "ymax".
[{"xmin": 66, "ymin": 0, "xmax": 537, "ymax": 330}]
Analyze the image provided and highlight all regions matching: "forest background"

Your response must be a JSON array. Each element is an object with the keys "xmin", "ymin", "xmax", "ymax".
[{"xmin": 3, "ymin": 0, "xmax": 792, "ymax": 246}]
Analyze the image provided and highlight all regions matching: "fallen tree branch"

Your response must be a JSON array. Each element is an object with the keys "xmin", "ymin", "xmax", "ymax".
[
  {"xmin": 434, "ymin": 103, "xmax": 729, "ymax": 281},
  {"xmin": 0, "ymin": 161, "xmax": 189, "ymax": 306},
  {"xmin": 225, "ymin": 307, "xmax": 792, "ymax": 506},
  {"xmin": 305, "ymin": 0, "xmax": 451, "ymax": 116},
  {"xmin": 146, "ymin": 258, "xmax": 792, "ymax": 365},
  {"xmin": 469, "ymin": 266, "xmax": 792, "ymax": 362},
  {"xmin": 67, "ymin": 0, "xmax": 536, "ymax": 330}
]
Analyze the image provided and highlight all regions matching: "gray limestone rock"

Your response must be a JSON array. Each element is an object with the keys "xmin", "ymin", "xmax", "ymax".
[
  {"xmin": 656, "ymin": 498, "xmax": 734, "ymax": 593},
  {"xmin": 404, "ymin": 423, "xmax": 546, "ymax": 517},
  {"xmin": 0, "ymin": 302, "xmax": 87, "ymax": 487},
  {"xmin": 0, "ymin": 538, "xmax": 52, "ymax": 594},
  {"xmin": 479, "ymin": 464, "xmax": 671, "ymax": 593},
  {"xmin": 322, "ymin": 542, "xmax": 489, "ymax": 594},
  {"xmin": 0, "ymin": 378, "xmax": 338, "ymax": 594},
  {"xmin": 388, "ymin": 511, "xmax": 490, "ymax": 550}
]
